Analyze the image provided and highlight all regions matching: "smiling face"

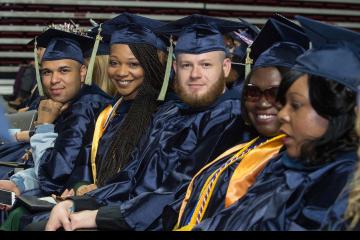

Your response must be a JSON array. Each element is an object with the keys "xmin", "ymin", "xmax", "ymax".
[
  {"xmin": 107, "ymin": 44, "xmax": 145, "ymax": 100},
  {"xmin": 41, "ymin": 59, "xmax": 86, "ymax": 103},
  {"xmin": 278, "ymin": 74, "xmax": 329, "ymax": 158},
  {"xmin": 244, "ymin": 67, "xmax": 282, "ymax": 137},
  {"xmin": 173, "ymin": 51, "xmax": 231, "ymax": 108}
]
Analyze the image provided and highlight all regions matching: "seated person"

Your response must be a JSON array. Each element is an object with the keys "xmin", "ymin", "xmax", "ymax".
[
  {"xmin": 193, "ymin": 15, "xmax": 360, "ymax": 231},
  {"xmin": 0, "ymin": 26, "xmax": 112, "ymax": 198},
  {"xmin": 59, "ymin": 13, "xmax": 169, "ymax": 196},
  {"xmin": 170, "ymin": 15, "xmax": 309, "ymax": 231},
  {"xmin": 0, "ymin": 24, "xmax": 73, "ymax": 180},
  {"xmin": 8, "ymin": 61, "xmax": 36, "ymax": 110}
]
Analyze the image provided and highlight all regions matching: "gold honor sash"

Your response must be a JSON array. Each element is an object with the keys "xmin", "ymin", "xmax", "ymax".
[
  {"xmin": 175, "ymin": 134, "xmax": 285, "ymax": 231},
  {"xmin": 90, "ymin": 105, "xmax": 113, "ymax": 184}
]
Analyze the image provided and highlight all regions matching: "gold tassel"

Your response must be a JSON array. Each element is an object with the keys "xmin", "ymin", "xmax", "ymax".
[
  {"xmin": 33, "ymin": 37, "xmax": 44, "ymax": 97},
  {"xmin": 244, "ymin": 47, "xmax": 253, "ymax": 80},
  {"xmin": 157, "ymin": 36, "xmax": 174, "ymax": 101},
  {"xmin": 85, "ymin": 24, "xmax": 103, "ymax": 85}
]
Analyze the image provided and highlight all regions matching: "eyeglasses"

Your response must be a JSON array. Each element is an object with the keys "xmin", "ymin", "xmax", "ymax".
[{"xmin": 244, "ymin": 84, "xmax": 279, "ymax": 105}]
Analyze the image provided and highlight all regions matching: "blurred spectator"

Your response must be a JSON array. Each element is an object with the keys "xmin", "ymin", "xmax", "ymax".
[{"xmin": 8, "ymin": 61, "xmax": 37, "ymax": 109}]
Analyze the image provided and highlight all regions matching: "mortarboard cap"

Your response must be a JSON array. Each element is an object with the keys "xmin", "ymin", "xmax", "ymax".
[
  {"xmin": 292, "ymin": 16, "xmax": 360, "ymax": 92},
  {"xmin": 28, "ymin": 26, "xmax": 93, "ymax": 50},
  {"xmin": 229, "ymin": 18, "xmax": 260, "ymax": 60},
  {"xmin": 102, "ymin": 12, "xmax": 167, "ymax": 51},
  {"xmin": 156, "ymin": 14, "xmax": 253, "ymax": 55},
  {"xmin": 253, "ymin": 42, "xmax": 306, "ymax": 69},
  {"xmin": 249, "ymin": 14, "xmax": 309, "ymax": 64},
  {"xmin": 41, "ymin": 28, "xmax": 94, "ymax": 64}
]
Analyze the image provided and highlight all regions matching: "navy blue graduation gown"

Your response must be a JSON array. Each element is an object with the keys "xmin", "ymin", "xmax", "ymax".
[
  {"xmin": 194, "ymin": 151, "xmax": 357, "ymax": 231},
  {"xmin": 0, "ymin": 142, "xmax": 31, "ymax": 179},
  {"xmin": 92, "ymin": 99, "xmax": 132, "ymax": 180},
  {"xmin": 7, "ymin": 97, "xmax": 131, "ymax": 229},
  {"xmin": 70, "ymin": 88, "xmax": 256, "ymax": 231},
  {"xmin": 174, "ymin": 137, "xmax": 274, "ymax": 229},
  {"xmin": 319, "ymin": 188, "xmax": 351, "ymax": 230},
  {"xmin": 36, "ymin": 84, "xmax": 112, "ymax": 195},
  {"xmin": 0, "ymin": 96, "xmax": 40, "ymax": 180}
]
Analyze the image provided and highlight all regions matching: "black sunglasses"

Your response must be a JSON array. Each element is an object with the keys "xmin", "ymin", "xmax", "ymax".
[{"xmin": 244, "ymin": 84, "xmax": 279, "ymax": 104}]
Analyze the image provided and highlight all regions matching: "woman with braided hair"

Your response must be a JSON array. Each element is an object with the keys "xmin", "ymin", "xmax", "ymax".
[{"xmin": 65, "ymin": 14, "xmax": 169, "ymax": 195}]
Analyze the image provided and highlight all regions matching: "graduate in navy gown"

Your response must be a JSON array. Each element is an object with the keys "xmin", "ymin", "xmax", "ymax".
[
  {"xmin": 169, "ymin": 15, "xmax": 309, "ymax": 231},
  {"xmin": 193, "ymin": 16, "xmax": 360, "ymax": 231},
  {"xmin": 0, "ymin": 25, "xmax": 112, "ymax": 198},
  {"xmin": 66, "ymin": 13, "xmax": 169, "ymax": 196},
  {"xmin": 29, "ymin": 14, "xmax": 257, "ymax": 231}
]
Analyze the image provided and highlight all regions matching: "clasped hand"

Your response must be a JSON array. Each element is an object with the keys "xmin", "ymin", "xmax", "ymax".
[
  {"xmin": 37, "ymin": 99, "xmax": 69, "ymax": 125},
  {"xmin": 45, "ymin": 200, "xmax": 98, "ymax": 231}
]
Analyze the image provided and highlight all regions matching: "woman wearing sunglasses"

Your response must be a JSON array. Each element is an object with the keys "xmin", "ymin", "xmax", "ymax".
[
  {"xmin": 166, "ymin": 38, "xmax": 307, "ymax": 231},
  {"xmin": 192, "ymin": 16, "xmax": 360, "ymax": 231}
]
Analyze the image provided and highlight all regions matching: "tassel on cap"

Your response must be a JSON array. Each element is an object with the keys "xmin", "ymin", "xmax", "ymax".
[
  {"xmin": 33, "ymin": 37, "xmax": 45, "ymax": 97},
  {"xmin": 244, "ymin": 47, "xmax": 253, "ymax": 79},
  {"xmin": 157, "ymin": 36, "xmax": 174, "ymax": 101},
  {"xmin": 85, "ymin": 24, "xmax": 103, "ymax": 85}
]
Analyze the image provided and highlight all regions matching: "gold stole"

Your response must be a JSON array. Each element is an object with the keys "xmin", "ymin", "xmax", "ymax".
[
  {"xmin": 174, "ymin": 134, "xmax": 285, "ymax": 231},
  {"xmin": 224, "ymin": 134, "xmax": 284, "ymax": 207},
  {"xmin": 90, "ymin": 105, "xmax": 113, "ymax": 184}
]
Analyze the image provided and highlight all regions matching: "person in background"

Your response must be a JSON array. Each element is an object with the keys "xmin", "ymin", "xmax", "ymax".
[
  {"xmin": 8, "ymin": 61, "xmax": 37, "ymax": 110},
  {"xmin": 224, "ymin": 18, "xmax": 259, "ymax": 89}
]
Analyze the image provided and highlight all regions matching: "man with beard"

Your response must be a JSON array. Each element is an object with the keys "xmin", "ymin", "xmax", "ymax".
[{"xmin": 28, "ymin": 14, "xmax": 256, "ymax": 231}]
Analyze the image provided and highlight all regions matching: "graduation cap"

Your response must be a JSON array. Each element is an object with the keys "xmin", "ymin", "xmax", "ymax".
[
  {"xmin": 84, "ymin": 26, "xmax": 110, "ymax": 58},
  {"xmin": 28, "ymin": 25, "xmax": 93, "ymax": 51},
  {"xmin": 41, "ymin": 28, "xmax": 94, "ymax": 64},
  {"xmin": 249, "ymin": 15, "xmax": 309, "ymax": 65},
  {"xmin": 156, "ymin": 14, "xmax": 253, "ymax": 55},
  {"xmin": 228, "ymin": 18, "xmax": 260, "ymax": 61},
  {"xmin": 253, "ymin": 41, "xmax": 306, "ymax": 69},
  {"xmin": 292, "ymin": 16, "xmax": 360, "ymax": 92},
  {"xmin": 101, "ymin": 12, "xmax": 167, "ymax": 51}
]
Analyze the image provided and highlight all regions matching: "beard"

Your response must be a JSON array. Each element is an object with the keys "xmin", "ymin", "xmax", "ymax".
[{"xmin": 174, "ymin": 72, "xmax": 226, "ymax": 108}]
